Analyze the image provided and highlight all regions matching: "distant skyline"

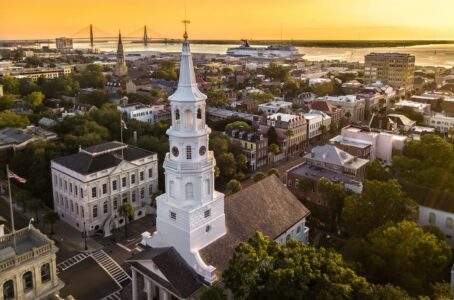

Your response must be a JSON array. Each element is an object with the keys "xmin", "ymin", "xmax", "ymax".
[{"xmin": 2, "ymin": 0, "xmax": 454, "ymax": 40}]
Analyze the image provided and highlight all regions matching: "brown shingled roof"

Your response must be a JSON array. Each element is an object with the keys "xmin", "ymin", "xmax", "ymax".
[{"xmin": 199, "ymin": 175, "xmax": 310, "ymax": 276}]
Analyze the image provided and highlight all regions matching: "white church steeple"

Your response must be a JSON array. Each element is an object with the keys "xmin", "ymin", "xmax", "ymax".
[{"xmin": 141, "ymin": 24, "xmax": 226, "ymax": 283}]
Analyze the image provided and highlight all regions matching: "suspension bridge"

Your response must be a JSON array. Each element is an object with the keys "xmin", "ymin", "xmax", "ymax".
[{"xmin": 0, "ymin": 24, "xmax": 180, "ymax": 46}]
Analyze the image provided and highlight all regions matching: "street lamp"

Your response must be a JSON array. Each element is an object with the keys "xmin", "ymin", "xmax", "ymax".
[
  {"xmin": 82, "ymin": 222, "xmax": 88, "ymax": 251},
  {"xmin": 28, "ymin": 218, "xmax": 34, "ymax": 229}
]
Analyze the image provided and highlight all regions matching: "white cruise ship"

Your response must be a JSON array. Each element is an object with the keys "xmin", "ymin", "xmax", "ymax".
[{"xmin": 227, "ymin": 40, "xmax": 302, "ymax": 58}]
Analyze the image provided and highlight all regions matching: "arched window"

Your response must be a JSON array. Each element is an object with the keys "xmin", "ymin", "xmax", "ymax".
[
  {"xmin": 175, "ymin": 108, "xmax": 180, "ymax": 120},
  {"xmin": 446, "ymin": 217, "xmax": 453, "ymax": 229},
  {"xmin": 169, "ymin": 181, "xmax": 175, "ymax": 197},
  {"xmin": 184, "ymin": 109, "xmax": 193, "ymax": 128},
  {"xmin": 186, "ymin": 145, "xmax": 192, "ymax": 160},
  {"xmin": 41, "ymin": 263, "xmax": 51, "ymax": 283},
  {"xmin": 23, "ymin": 271, "xmax": 33, "ymax": 292},
  {"xmin": 197, "ymin": 108, "xmax": 202, "ymax": 119},
  {"xmin": 185, "ymin": 183, "xmax": 194, "ymax": 200},
  {"xmin": 429, "ymin": 212, "xmax": 436, "ymax": 225},
  {"xmin": 93, "ymin": 205, "xmax": 98, "ymax": 218},
  {"xmin": 3, "ymin": 280, "xmax": 14, "ymax": 300}
]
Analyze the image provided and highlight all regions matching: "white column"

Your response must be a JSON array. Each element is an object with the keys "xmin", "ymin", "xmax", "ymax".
[
  {"xmin": 159, "ymin": 288, "xmax": 169, "ymax": 300},
  {"xmin": 132, "ymin": 269, "xmax": 138, "ymax": 300},
  {"xmin": 145, "ymin": 279, "xmax": 152, "ymax": 300}
]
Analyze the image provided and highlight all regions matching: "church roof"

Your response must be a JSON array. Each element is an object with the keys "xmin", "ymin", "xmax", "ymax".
[
  {"xmin": 127, "ymin": 247, "xmax": 203, "ymax": 298},
  {"xmin": 168, "ymin": 39, "xmax": 207, "ymax": 102},
  {"xmin": 199, "ymin": 175, "xmax": 310, "ymax": 276}
]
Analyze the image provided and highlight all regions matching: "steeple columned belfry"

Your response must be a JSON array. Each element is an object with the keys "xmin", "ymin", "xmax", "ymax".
[
  {"xmin": 114, "ymin": 31, "xmax": 128, "ymax": 77},
  {"xmin": 141, "ymin": 23, "xmax": 226, "ymax": 283}
]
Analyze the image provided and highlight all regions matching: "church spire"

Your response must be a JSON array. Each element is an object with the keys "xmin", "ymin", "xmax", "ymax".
[
  {"xmin": 168, "ymin": 21, "xmax": 206, "ymax": 102},
  {"xmin": 118, "ymin": 30, "xmax": 122, "ymax": 44}
]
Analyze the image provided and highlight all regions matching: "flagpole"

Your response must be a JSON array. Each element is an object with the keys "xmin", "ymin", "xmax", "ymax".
[
  {"xmin": 6, "ymin": 165, "xmax": 16, "ymax": 250},
  {"xmin": 120, "ymin": 113, "xmax": 124, "ymax": 160}
]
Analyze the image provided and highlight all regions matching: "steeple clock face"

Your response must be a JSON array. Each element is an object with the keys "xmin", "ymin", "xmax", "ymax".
[
  {"xmin": 199, "ymin": 146, "xmax": 207, "ymax": 156},
  {"xmin": 172, "ymin": 146, "xmax": 179, "ymax": 157}
]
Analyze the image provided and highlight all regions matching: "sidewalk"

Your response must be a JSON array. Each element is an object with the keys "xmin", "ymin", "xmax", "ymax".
[{"xmin": 0, "ymin": 194, "xmax": 103, "ymax": 255}]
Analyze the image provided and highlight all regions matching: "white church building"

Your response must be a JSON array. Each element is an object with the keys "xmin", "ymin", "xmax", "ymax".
[{"xmin": 127, "ymin": 30, "xmax": 310, "ymax": 300}]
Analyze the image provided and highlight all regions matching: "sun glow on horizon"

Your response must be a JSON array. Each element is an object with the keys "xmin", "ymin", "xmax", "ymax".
[{"xmin": 2, "ymin": 0, "xmax": 454, "ymax": 40}]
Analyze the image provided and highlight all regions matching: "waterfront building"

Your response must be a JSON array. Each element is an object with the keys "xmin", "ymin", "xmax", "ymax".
[
  {"xmin": 51, "ymin": 142, "xmax": 158, "ymax": 235},
  {"xmin": 364, "ymin": 53, "xmax": 415, "ymax": 91},
  {"xmin": 55, "ymin": 37, "xmax": 73, "ymax": 52}
]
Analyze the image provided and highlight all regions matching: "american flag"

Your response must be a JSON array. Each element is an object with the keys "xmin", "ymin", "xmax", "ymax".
[{"xmin": 8, "ymin": 170, "xmax": 27, "ymax": 184}]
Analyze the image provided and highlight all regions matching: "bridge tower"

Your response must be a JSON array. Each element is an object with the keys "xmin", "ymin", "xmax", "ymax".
[
  {"xmin": 89, "ymin": 24, "xmax": 94, "ymax": 48},
  {"xmin": 143, "ymin": 25, "xmax": 148, "ymax": 46}
]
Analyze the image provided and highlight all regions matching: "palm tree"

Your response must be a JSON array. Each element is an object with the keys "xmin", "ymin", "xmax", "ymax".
[
  {"xmin": 43, "ymin": 211, "xmax": 60, "ymax": 235},
  {"xmin": 268, "ymin": 143, "xmax": 280, "ymax": 167},
  {"xmin": 285, "ymin": 129, "xmax": 294, "ymax": 160},
  {"xmin": 118, "ymin": 203, "xmax": 135, "ymax": 238},
  {"xmin": 27, "ymin": 198, "xmax": 43, "ymax": 223}
]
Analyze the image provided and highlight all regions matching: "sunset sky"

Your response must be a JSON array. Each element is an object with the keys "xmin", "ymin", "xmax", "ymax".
[{"xmin": 2, "ymin": 0, "xmax": 454, "ymax": 40}]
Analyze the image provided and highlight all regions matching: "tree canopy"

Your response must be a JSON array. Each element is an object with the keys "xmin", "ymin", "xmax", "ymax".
[
  {"xmin": 341, "ymin": 180, "xmax": 416, "ymax": 237},
  {"xmin": 223, "ymin": 232, "xmax": 409, "ymax": 300},
  {"xmin": 0, "ymin": 110, "xmax": 30, "ymax": 128}
]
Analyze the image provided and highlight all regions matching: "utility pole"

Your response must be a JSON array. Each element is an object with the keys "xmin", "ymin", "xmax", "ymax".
[
  {"xmin": 143, "ymin": 25, "xmax": 148, "ymax": 46},
  {"xmin": 89, "ymin": 24, "xmax": 94, "ymax": 48}
]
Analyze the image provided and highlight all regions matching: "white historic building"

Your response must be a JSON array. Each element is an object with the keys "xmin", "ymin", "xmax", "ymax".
[
  {"xmin": 51, "ymin": 142, "xmax": 158, "ymax": 235},
  {"xmin": 129, "ymin": 31, "xmax": 310, "ymax": 300}
]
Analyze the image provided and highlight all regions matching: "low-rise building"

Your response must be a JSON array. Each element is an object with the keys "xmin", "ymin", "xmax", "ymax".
[
  {"xmin": 0, "ymin": 67, "xmax": 72, "ymax": 82},
  {"xmin": 293, "ymin": 92, "xmax": 317, "ymax": 106},
  {"xmin": 51, "ymin": 141, "xmax": 159, "ymax": 235},
  {"xmin": 430, "ymin": 113, "xmax": 454, "ymax": 133},
  {"xmin": 330, "ymin": 125, "xmax": 407, "ymax": 165},
  {"xmin": 258, "ymin": 100, "xmax": 293, "ymax": 114},
  {"xmin": 394, "ymin": 100, "xmax": 431, "ymax": 115},
  {"xmin": 317, "ymin": 95, "xmax": 366, "ymax": 123},
  {"xmin": 287, "ymin": 145, "xmax": 369, "ymax": 208},
  {"xmin": 207, "ymin": 107, "xmax": 254, "ymax": 122},
  {"xmin": 255, "ymin": 113, "xmax": 307, "ymax": 156},
  {"xmin": 417, "ymin": 198, "xmax": 454, "ymax": 247},
  {"xmin": 0, "ymin": 226, "xmax": 65, "ymax": 299},
  {"xmin": 118, "ymin": 103, "xmax": 171, "ymax": 124},
  {"xmin": 303, "ymin": 113, "xmax": 324, "ymax": 139},
  {"xmin": 310, "ymin": 101, "xmax": 343, "ymax": 129},
  {"xmin": 224, "ymin": 129, "xmax": 268, "ymax": 170},
  {"xmin": 55, "ymin": 37, "xmax": 73, "ymax": 52}
]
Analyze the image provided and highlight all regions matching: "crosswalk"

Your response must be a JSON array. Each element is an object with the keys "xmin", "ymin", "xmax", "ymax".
[
  {"xmin": 91, "ymin": 250, "xmax": 131, "ymax": 286},
  {"xmin": 57, "ymin": 253, "xmax": 89, "ymax": 273},
  {"xmin": 102, "ymin": 290, "xmax": 122, "ymax": 300}
]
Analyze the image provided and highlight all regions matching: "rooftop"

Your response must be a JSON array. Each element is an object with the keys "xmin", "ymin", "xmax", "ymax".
[
  {"xmin": 305, "ymin": 144, "xmax": 369, "ymax": 170},
  {"xmin": 290, "ymin": 162, "xmax": 362, "ymax": 186},
  {"xmin": 53, "ymin": 142, "xmax": 155, "ymax": 175},
  {"xmin": 267, "ymin": 113, "xmax": 302, "ymax": 123},
  {"xmin": 199, "ymin": 175, "xmax": 310, "ymax": 276}
]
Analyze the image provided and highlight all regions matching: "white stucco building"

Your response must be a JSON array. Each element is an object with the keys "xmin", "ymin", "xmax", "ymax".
[
  {"xmin": 51, "ymin": 142, "xmax": 158, "ymax": 235},
  {"xmin": 303, "ymin": 114, "xmax": 323, "ymax": 139},
  {"xmin": 418, "ymin": 204, "xmax": 454, "ymax": 248},
  {"xmin": 430, "ymin": 113, "xmax": 454, "ymax": 133},
  {"xmin": 317, "ymin": 95, "xmax": 366, "ymax": 123},
  {"xmin": 118, "ymin": 103, "xmax": 171, "ymax": 124},
  {"xmin": 258, "ymin": 100, "xmax": 293, "ymax": 114}
]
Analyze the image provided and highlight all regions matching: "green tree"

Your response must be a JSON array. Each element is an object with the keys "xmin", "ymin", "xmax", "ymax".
[
  {"xmin": 341, "ymin": 180, "xmax": 416, "ymax": 237},
  {"xmin": 0, "ymin": 110, "xmax": 30, "ymax": 128},
  {"xmin": 1, "ymin": 76, "xmax": 19, "ymax": 94},
  {"xmin": 15, "ymin": 190, "xmax": 31, "ymax": 213},
  {"xmin": 207, "ymin": 89, "xmax": 229, "ymax": 108},
  {"xmin": 393, "ymin": 106, "xmax": 424, "ymax": 124},
  {"xmin": 263, "ymin": 63, "xmax": 289, "ymax": 82},
  {"xmin": 366, "ymin": 160, "xmax": 391, "ymax": 181},
  {"xmin": 283, "ymin": 81, "xmax": 300, "ymax": 99},
  {"xmin": 43, "ymin": 211, "xmax": 60, "ymax": 235},
  {"xmin": 199, "ymin": 285, "xmax": 227, "ymax": 300},
  {"xmin": 267, "ymin": 168, "xmax": 279, "ymax": 178},
  {"xmin": 358, "ymin": 221, "xmax": 452, "ymax": 296},
  {"xmin": 225, "ymin": 121, "xmax": 251, "ymax": 132},
  {"xmin": 298, "ymin": 177, "xmax": 315, "ymax": 195},
  {"xmin": 217, "ymin": 153, "xmax": 237, "ymax": 179},
  {"xmin": 27, "ymin": 198, "xmax": 44, "ymax": 223},
  {"xmin": 266, "ymin": 127, "xmax": 279, "ymax": 146},
  {"xmin": 223, "ymin": 232, "xmax": 374, "ymax": 300},
  {"xmin": 253, "ymin": 171, "xmax": 267, "ymax": 182},
  {"xmin": 0, "ymin": 94, "xmax": 15, "ymax": 110},
  {"xmin": 312, "ymin": 81, "xmax": 334, "ymax": 96},
  {"xmin": 226, "ymin": 179, "xmax": 242, "ymax": 194},
  {"xmin": 268, "ymin": 143, "xmax": 280, "ymax": 167},
  {"xmin": 118, "ymin": 202, "xmax": 135, "ymax": 238},
  {"xmin": 24, "ymin": 91, "xmax": 45, "ymax": 109},
  {"xmin": 317, "ymin": 178, "xmax": 346, "ymax": 231}
]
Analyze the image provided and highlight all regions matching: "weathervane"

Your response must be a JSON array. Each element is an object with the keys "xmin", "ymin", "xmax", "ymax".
[{"xmin": 182, "ymin": 19, "xmax": 190, "ymax": 40}]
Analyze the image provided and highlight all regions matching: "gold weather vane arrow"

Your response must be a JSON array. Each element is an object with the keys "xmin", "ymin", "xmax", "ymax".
[{"xmin": 182, "ymin": 19, "xmax": 190, "ymax": 40}]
